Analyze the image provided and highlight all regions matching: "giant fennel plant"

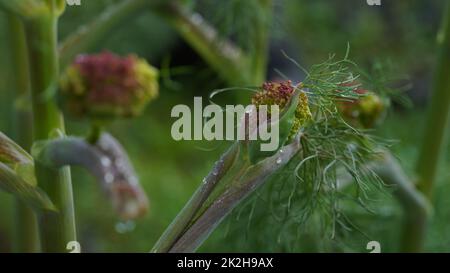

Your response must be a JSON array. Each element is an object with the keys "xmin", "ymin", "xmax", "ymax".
[{"xmin": 0, "ymin": 0, "xmax": 449, "ymax": 253}]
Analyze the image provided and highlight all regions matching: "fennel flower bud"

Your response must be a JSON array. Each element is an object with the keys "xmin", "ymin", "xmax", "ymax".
[
  {"xmin": 337, "ymin": 83, "xmax": 385, "ymax": 128},
  {"xmin": 59, "ymin": 51, "xmax": 159, "ymax": 120},
  {"xmin": 252, "ymin": 80, "xmax": 312, "ymax": 139},
  {"xmin": 245, "ymin": 81, "xmax": 311, "ymax": 163}
]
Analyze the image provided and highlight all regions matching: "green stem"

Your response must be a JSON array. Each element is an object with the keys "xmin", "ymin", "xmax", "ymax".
[
  {"xmin": 405, "ymin": 2, "xmax": 450, "ymax": 252},
  {"xmin": 24, "ymin": 14, "xmax": 76, "ymax": 252},
  {"xmin": 6, "ymin": 14, "xmax": 39, "ymax": 253},
  {"xmin": 153, "ymin": 135, "xmax": 301, "ymax": 253},
  {"xmin": 416, "ymin": 2, "xmax": 450, "ymax": 197},
  {"xmin": 155, "ymin": 1, "xmax": 249, "ymax": 86},
  {"xmin": 59, "ymin": 0, "xmax": 152, "ymax": 68},
  {"xmin": 86, "ymin": 123, "xmax": 103, "ymax": 144},
  {"xmin": 370, "ymin": 152, "xmax": 431, "ymax": 252},
  {"xmin": 248, "ymin": 0, "xmax": 273, "ymax": 85},
  {"xmin": 13, "ymin": 201, "xmax": 39, "ymax": 252},
  {"xmin": 152, "ymin": 143, "xmax": 240, "ymax": 252},
  {"xmin": 169, "ymin": 137, "xmax": 301, "ymax": 253},
  {"xmin": 61, "ymin": 0, "xmax": 258, "ymax": 87}
]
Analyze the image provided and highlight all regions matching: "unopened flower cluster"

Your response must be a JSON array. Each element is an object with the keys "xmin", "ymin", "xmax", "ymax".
[
  {"xmin": 337, "ymin": 83, "xmax": 385, "ymax": 128},
  {"xmin": 60, "ymin": 51, "xmax": 158, "ymax": 119},
  {"xmin": 252, "ymin": 80, "xmax": 312, "ymax": 138}
]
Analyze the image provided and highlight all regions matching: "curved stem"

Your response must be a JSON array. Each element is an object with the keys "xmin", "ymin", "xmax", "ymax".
[
  {"xmin": 370, "ymin": 152, "xmax": 431, "ymax": 252},
  {"xmin": 60, "ymin": 0, "xmax": 267, "ymax": 88},
  {"xmin": 33, "ymin": 133, "xmax": 149, "ymax": 220},
  {"xmin": 59, "ymin": 0, "xmax": 152, "ymax": 68},
  {"xmin": 155, "ymin": 1, "xmax": 249, "ymax": 86}
]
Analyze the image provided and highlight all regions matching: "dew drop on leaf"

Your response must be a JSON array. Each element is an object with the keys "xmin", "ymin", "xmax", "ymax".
[
  {"xmin": 101, "ymin": 156, "xmax": 111, "ymax": 167},
  {"xmin": 104, "ymin": 173, "xmax": 114, "ymax": 184},
  {"xmin": 115, "ymin": 220, "xmax": 136, "ymax": 234}
]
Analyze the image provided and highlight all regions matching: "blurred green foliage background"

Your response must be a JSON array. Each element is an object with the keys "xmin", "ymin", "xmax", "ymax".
[{"xmin": 1, "ymin": 0, "xmax": 449, "ymax": 252}]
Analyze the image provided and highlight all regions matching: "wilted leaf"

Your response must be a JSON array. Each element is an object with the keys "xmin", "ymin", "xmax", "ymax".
[
  {"xmin": 0, "ymin": 132, "xmax": 37, "ymax": 186},
  {"xmin": 0, "ymin": 131, "xmax": 33, "ymax": 166},
  {"xmin": 0, "ymin": 132, "xmax": 54, "ymax": 211},
  {"xmin": 33, "ymin": 133, "xmax": 149, "ymax": 220},
  {"xmin": 0, "ymin": 162, "xmax": 56, "ymax": 212}
]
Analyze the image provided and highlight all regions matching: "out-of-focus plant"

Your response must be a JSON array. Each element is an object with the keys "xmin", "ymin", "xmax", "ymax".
[
  {"xmin": 0, "ymin": 0, "xmax": 76, "ymax": 253},
  {"xmin": 60, "ymin": 51, "xmax": 158, "ymax": 120},
  {"xmin": 0, "ymin": 0, "xmax": 65, "ymax": 19},
  {"xmin": 56, "ymin": 0, "xmax": 448, "ymax": 254},
  {"xmin": 60, "ymin": 52, "xmax": 158, "ymax": 119},
  {"xmin": 5, "ymin": 13, "xmax": 39, "ymax": 252},
  {"xmin": 406, "ymin": 1, "xmax": 450, "ymax": 252},
  {"xmin": 60, "ymin": 51, "xmax": 159, "ymax": 143},
  {"xmin": 335, "ymin": 82, "xmax": 386, "ymax": 128},
  {"xmin": 0, "ymin": 0, "xmax": 448, "ymax": 254},
  {"xmin": 59, "ymin": 0, "xmax": 272, "ymax": 86},
  {"xmin": 0, "ymin": 0, "xmax": 158, "ymax": 253}
]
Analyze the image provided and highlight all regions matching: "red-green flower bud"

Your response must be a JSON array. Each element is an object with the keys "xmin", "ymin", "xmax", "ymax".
[
  {"xmin": 336, "ymin": 83, "xmax": 385, "ymax": 128},
  {"xmin": 252, "ymin": 81, "xmax": 295, "ymax": 109},
  {"xmin": 252, "ymin": 80, "xmax": 312, "ymax": 138},
  {"xmin": 244, "ymin": 81, "xmax": 311, "ymax": 164},
  {"xmin": 59, "ymin": 51, "xmax": 159, "ymax": 120}
]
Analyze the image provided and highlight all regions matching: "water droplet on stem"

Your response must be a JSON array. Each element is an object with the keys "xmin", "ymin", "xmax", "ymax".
[{"xmin": 115, "ymin": 220, "xmax": 136, "ymax": 234}]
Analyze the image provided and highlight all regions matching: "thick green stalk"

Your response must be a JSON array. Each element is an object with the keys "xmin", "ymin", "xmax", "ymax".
[
  {"xmin": 13, "ymin": 203, "xmax": 39, "ymax": 252},
  {"xmin": 153, "ymin": 132, "xmax": 302, "ymax": 253},
  {"xmin": 168, "ymin": 137, "xmax": 301, "ymax": 253},
  {"xmin": 6, "ymin": 14, "xmax": 39, "ymax": 253},
  {"xmin": 152, "ymin": 143, "xmax": 240, "ymax": 252},
  {"xmin": 416, "ymin": 2, "xmax": 450, "ymax": 197},
  {"xmin": 405, "ymin": 2, "xmax": 450, "ymax": 252},
  {"xmin": 24, "ymin": 14, "xmax": 76, "ymax": 252}
]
